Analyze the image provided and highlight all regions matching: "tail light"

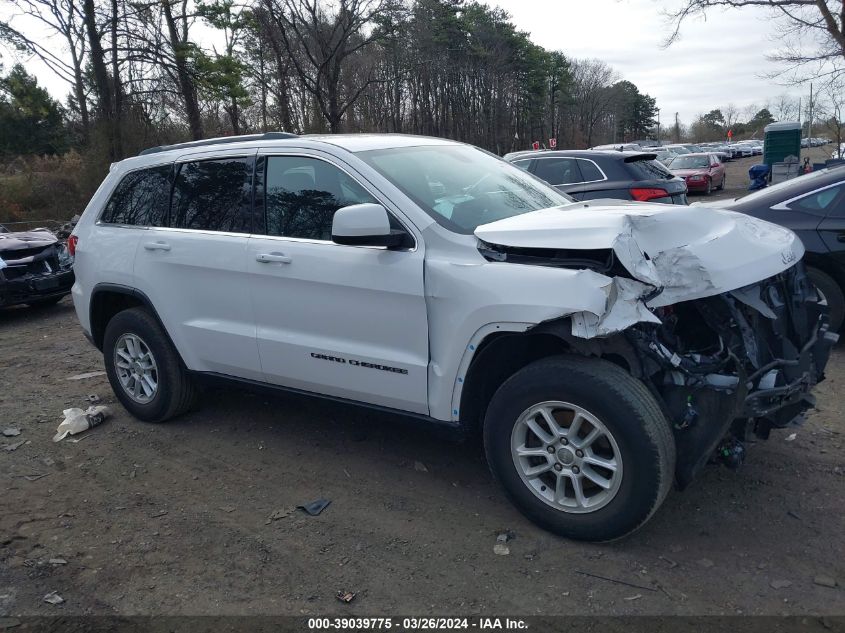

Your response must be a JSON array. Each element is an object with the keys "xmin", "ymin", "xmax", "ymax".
[
  {"xmin": 630, "ymin": 187, "xmax": 669, "ymax": 202},
  {"xmin": 68, "ymin": 235, "xmax": 78, "ymax": 256}
]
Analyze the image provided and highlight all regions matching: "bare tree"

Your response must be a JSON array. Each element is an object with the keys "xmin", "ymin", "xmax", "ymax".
[
  {"xmin": 772, "ymin": 93, "xmax": 800, "ymax": 120},
  {"xmin": 662, "ymin": 1, "xmax": 845, "ymax": 85},
  {"xmin": 260, "ymin": 0, "xmax": 397, "ymax": 133},
  {"xmin": 1, "ymin": 0, "xmax": 90, "ymax": 132}
]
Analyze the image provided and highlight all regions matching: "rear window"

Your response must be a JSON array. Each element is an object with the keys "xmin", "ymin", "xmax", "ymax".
[
  {"xmin": 170, "ymin": 157, "xmax": 254, "ymax": 233},
  {"xmin": 577, "ymin": 159, "xmax": 604, "ymax": 181},
  {"xmin": 100, "ymin": 165, "xmax": 171, "ymax": 226},
  {"xmin": 625, "ymin": 158, "xmax": 674, "ymax": 181}
]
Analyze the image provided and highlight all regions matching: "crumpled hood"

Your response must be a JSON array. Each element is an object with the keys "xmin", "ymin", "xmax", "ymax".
[
  {"xmin": 0, "ymin": 229, "xmax": 58, "ymax": 252},
  {"xmin": 474, "ymin": 203, "xmax": 802, "ymax": 308}
]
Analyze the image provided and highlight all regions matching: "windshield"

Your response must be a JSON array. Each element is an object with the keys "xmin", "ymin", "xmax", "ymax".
[
  {"xmin": 358, "ymin": 145, "xmax": 575, "ymax": 234},
  {"xmin": 668, "ymin": 155, "xmax": 710, "ymax": 169}
]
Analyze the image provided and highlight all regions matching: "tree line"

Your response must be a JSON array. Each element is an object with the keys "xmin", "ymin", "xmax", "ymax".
[{"xmin": 1, "ymin": 0, "xmax": 661, "ymax": 160}]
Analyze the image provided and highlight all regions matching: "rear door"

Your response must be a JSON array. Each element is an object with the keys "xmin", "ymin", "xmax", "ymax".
[
  {"xmin": 132, "ymin": 151, "xmax": 263, "ymax": 380},
  {"xmin": 246, "ymin": 150, "xmax": 429, "ymax": 413}
]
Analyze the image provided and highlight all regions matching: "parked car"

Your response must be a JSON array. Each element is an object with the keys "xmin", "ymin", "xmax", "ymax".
[
  {"xmin": 654, "ymin": 149, "xmax": 678, "ymax": 165},
  {"xmin": 729, "ymin": 144, "xmax": 754, "ymax": 158},
  {"xmin": 505, "ymin": 149, "xmax": 688, "ymax": 204},
  {"xmin": 70, "ymin": 132, "xmax": 835, "ymax": 541},
  {"xmin": 665, "ymin": 152, "xmax": 726, "ymax": 195},
  {"xmin": 663, "ymin": 144, "xmax": 692, "ymax": 155},
  {"xmin": 0, "ymin": 228, "xmax": 74, "ymax": 308},
  {"xmin": 590, "ymin": 142, "xmax": 642, "ymax": 151},
  {"xmin": 698, "ymin": 166, "xmax": 845, "ymax": 330}
]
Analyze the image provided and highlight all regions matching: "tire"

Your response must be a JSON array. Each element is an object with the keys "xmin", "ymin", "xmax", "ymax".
[
  {"xmin": 26, "ymin": 295, "xmax": 64, "ymax": 308},
  {"xmin": 717, "ymin": 175, "xmax": 725, "ymax": 191},
  {"xmin": 704, "ymin": 178, "xmax": 712, "ymax": 195},
  {"xmin": 483, "ymin": 356, "xmax": 675, "ymax": 542},
  {"xmin": 807, "ymin": 267, "xmax": 845, "ymax": 332},
  {"xmin": 103, "ymin": 307, "xmax": 198, "ymax": 422}
]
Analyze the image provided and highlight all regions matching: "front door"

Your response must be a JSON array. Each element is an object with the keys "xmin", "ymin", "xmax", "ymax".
[{"xmin": 247, "ymin": 151, "xmax": 429, "ymax": 414}]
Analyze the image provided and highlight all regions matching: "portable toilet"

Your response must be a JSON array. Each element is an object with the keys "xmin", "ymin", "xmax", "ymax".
[{"xmin": 763, "ymin": 121, "xmax": 801, "ymax": 166}]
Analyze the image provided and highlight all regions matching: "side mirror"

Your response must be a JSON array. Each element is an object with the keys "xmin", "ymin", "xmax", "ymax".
[{"xmin": 332, "ymin": 203, "xmax": 409, "ymax": 249}]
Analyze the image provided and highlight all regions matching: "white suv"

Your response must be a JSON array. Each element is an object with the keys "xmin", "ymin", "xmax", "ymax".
[{"xmin": 71, "ymin": 133, "xmax": 836, "ymax": 541}]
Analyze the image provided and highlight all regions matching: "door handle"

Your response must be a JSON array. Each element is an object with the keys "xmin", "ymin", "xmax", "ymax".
[
  {"xmin": 143, "ymin": 241, "xmax": 171, "ymax": 251},
  {"xmin": 256, "ymin": 252, "xmax": 292, "ymax": 264}
]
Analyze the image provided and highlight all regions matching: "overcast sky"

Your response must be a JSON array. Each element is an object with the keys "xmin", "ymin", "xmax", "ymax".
[
  {"xmin": 480, "ymin": 0, "xmax": 807, "ymax": 124},
  {"xmin": 1, "ymin": 0, "xmax": 811, "ymax": 125}
]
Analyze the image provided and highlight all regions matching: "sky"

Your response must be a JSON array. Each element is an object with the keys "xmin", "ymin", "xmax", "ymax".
[
  {"xmin": 0, "ymin": 0, "xmax": 814, "ymax": 125},
  {"xmin": 479, "ymin": 0, "xmax": 808, "ymax": 124}
]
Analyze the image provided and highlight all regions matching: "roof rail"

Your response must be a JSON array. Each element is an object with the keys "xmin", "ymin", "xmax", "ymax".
[{"xmin": 138, "ymin": 131, "xmax": 298, "ymax": 156}]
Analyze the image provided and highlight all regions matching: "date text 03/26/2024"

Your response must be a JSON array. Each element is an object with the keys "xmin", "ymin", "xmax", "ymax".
[{"xmin": 307, "ymin": 617, "xmax": 529, "ymax": 630}]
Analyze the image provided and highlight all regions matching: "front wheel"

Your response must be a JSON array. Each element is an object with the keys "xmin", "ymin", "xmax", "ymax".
[
  {"xmin": 483, "ymin": 356, "xmax": 675, "ymax": 541},
  {"xmin": 717, "ymin": 175, "xmax": 725, "ymax": 190},
  {"xmin": 807, "ymin": 267, "xmax": 844, "ymax": 331},
  {"xmin": 704, "ymin": 178, "xmax": 712, "ymax": 195}
]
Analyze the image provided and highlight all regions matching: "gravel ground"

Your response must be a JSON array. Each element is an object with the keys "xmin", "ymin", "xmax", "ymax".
[{"xmin": 1, "ymin": 297, "xmax": 844, "ymax": 618}]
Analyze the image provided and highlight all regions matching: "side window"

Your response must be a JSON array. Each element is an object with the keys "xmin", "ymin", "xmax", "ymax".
[
  {"xmin": 533, "ymin": 158, "xmax": 583, "ymax": 186},
  {"xmin": 264, "ymin": 156, "xmax": 377, "ymax": 240},
  {"xmin": 170, "ymin": 157, "xmax": 253, "ymax": 233},
  {"xmin": 512, "ymin": 159, "xmax": 532, "ymax": 172},
  {"xmin": 101, "ymin": 165, "xmax": 171, "ymax": 226},
  {"xmin": 790, "ymin": 184, "xmax": 845, "ymax": 216},
  {"xmin": 577, "ymin": 159, "xmax": 604, "ymax": 182}
]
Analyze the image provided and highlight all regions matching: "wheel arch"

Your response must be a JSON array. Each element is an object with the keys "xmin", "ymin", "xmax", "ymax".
[
  {"xmin": 457, "ymin": 318, "xmax": 645, "ymax": 434},
  {"xmin": 89, "ymin": 284, "xmax": 172, "ymax": 352}
]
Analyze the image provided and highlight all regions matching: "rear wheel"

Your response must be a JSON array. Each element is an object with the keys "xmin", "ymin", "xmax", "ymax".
[
  {"xmin": 807, "ymin": 267, "xmax": 844, "ymax": 331},
  {"xmin": 103, "ymin": 307, "xmax": 198, "ymax": 422},
  {"xmin": 483, "ymin": 356, "xmax": 675, "ymax": 541}
]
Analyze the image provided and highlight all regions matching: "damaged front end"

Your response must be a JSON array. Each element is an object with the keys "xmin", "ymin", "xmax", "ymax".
[
  {"xmin": 0, "ymin": 229, "xmax": 75, "ymax": 308},
  {"xmin": 474, "ymin": 204, "xmax": 838, "ymax": 488},
  {"xmin": 625, "ymin": 263, "xmax": 837, "ymax": 487}
]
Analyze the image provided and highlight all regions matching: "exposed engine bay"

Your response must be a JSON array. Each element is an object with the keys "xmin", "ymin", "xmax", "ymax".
[
  {"xmin": 0, "ymin": 229, "xmax": 75, "ymax": 308},
  {"xmin": 479, "ymin": 238, "xmax": 837, "ymax": 487}
]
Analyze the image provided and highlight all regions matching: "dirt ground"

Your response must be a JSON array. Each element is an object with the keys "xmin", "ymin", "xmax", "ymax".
[{"xmin": 0, "ymin": 297, "xmax": 843, "ymax": 618}]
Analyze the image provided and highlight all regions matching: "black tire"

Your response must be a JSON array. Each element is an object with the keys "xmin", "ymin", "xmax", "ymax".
[
  {"xmin": 808, "ymin": 267, "xmax": 845, "ymax": 331},
  {"xmin": 717, "ymin": 175, "xmax": 725, "ymax": 191},
  {"xmin": 704, "ymin": 178, "xmax": 712, "ymax": 195},
  {"xmin": 26, "ymin": 295, "xmax": 64, "ymax": 308},
  {"xmin": 483, "ymin": 356, "xmax": 675, "ymax": 542},
  {"xmin": 103, "ymin": 307, "xmax": 198, "ymax": 422}
]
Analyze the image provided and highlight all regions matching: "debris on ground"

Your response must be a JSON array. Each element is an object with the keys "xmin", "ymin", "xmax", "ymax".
[
  {"xmin": 2, "ymin": 428, "xmax": 21, "ymax": 437},
  {"xmin": 297, "ymin": 498, "xmax": 331, "ymax": 516},
  {"xmin": 770, "ymin": 579, "xmax": 793, "ymax": 589},
  {"xmin": 414, "ymin": 461, "xmax": 428, "ymax": 472},
  {"xmin": 813, "ymin": 575, "xmax": 838, "ymax": 588},
  {"xmin": 624, "ymin": 594, "xmax": 643, "ymax": 601},
  {"xmin": 3, "ymin": 440, "xmax": 28, "ymax": 452},
  {"xmin": 48, "ymin": 559, "xmax": 67, "ymax": 565},
  {"xmin": 335, "ymin": 591, "xmax": 356, "ymax": 603},
  {"xmin": 24, "ymin": 474, "xmax": 49, "ymax": 481},
  {"xmin": 493, "ymin": 531, "xmax": 513, "ymax": 555},
  {"xmin": 85, "ymin": 394, "xmax": 100, "ymax": 403},
  {"xmin": 785, "ymin": 433, "xmax": 798, "ymax": 442},
  {"xmin": 53, "ymin": 405, "xmax": 112, "ymax": 442},
  {"xmin": 659, "ymin": 555, "xmax": 679, "ymax": 568},
  {"xmin": 66, "ymin": 371, "xmax": 106, "ymax": 381},
  {"xmin": 149, "ymin": 510, "xmax": 168, "ymax": 518},
  {"xmin": 697, "ymin": 558, "xmax": 715, "ymax": 569},
  {"xmin": 575, "ymin": 570, "xmax": 658, "ymax": 592},
  {"xmin": 267, "ymin": 507, "xmax": 295, "ymax": 522},
  {"xmin": 43, "ymin": 591, "xmax": 64, "ymax": 605}
]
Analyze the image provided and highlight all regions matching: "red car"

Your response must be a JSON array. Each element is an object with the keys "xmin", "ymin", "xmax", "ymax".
[{"xmin": 666, "ymin": 153, "xmax": 726, "ymax": 195}]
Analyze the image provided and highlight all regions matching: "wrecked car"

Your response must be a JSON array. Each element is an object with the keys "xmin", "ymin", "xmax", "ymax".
[
  {"xmin": 0, "ymin": 228, "xmax": 74, "ymax": 308},
  {"xmin": 69, "ymin": 133, "xmax": 836, "ymax": 541}
]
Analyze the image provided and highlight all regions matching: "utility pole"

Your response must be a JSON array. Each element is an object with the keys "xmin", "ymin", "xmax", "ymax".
[
  {"xmin": 808, "ymin": 83, "xmax": 814, "ymax": 140},
  {"xmin": 674, "ymin": 112, "xmax": 680, "ymax": 143},
  {"xmin": 657, "ymin": 108, "xmax": 661, "ymax": 144}
]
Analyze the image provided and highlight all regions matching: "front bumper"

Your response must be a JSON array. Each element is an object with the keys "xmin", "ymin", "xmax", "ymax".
[
  {"xmin": 684, "ymin": 178, "xmax": 710, "ymax": 191},
  {"xmin": 628, "ymin": 262, "xmax": 836, "ymax": 487}
]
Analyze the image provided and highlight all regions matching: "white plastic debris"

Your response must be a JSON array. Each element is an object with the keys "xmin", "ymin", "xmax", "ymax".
[
  {"xmin": 66, "ymin": 371, "xmax": 106, "ymax": 381},
  {"xmin": 43, "ymin": 591, "xmax": 64, "ymax": 605},
  {"xmin": 53, "ymin": 406, "xmax": 112, "ymax": 442}
]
